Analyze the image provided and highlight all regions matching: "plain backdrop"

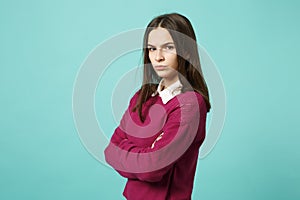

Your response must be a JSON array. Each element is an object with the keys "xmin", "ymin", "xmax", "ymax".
[{"xmin": 0, "ymin": 0, "xmax": 299, "ymax": 199}]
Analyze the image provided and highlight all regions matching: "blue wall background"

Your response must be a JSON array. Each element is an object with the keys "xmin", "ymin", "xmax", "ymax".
[{"xmin": 1, "ymin": 0, "xmax": 299, "ymax": 199}]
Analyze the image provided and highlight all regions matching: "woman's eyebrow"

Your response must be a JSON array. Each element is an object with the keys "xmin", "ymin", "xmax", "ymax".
[{"xmin": 147, "ymin": 42, "xmax": 175, "ymax": 47}]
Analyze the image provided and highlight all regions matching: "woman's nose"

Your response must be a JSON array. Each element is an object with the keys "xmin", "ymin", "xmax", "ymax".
[{"xmin": 155, "ymin": 49, "xmax": 164, "ymax": 62}]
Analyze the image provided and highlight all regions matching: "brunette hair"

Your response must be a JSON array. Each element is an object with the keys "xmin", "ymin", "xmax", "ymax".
[{"xmin": 133, "ymin": 13, "xmax": 211, "ymax": 122}]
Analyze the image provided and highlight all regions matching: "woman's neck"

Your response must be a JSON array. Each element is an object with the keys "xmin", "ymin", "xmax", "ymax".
[{"xmin": 161, "ymin": 75, "xmax": 179, "ymax": 89}]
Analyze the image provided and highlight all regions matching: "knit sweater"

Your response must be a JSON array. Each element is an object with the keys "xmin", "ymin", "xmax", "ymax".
[{"xmin": 104, "ymin": 89, "xmax": 207, "ymax": 200}]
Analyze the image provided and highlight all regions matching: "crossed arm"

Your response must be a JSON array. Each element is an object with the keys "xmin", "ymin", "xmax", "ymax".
[{"xmin": 104, "ymin": 95, "xmax": 204, "ymax": 182}]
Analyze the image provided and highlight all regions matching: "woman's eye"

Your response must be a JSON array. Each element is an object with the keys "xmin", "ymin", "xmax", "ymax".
[
  {"xmin": 148, "ymin": 47, "xmax": 156, "ymax": 52},
  {"xmin": 165, "ymin": 45, "xmax": 175, "ymax": 50}
]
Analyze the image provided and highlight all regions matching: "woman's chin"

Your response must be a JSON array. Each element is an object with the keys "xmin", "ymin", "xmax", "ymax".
[{"xmin": 155, "ymin": 71, "xmax": 177, "ymax": 79}]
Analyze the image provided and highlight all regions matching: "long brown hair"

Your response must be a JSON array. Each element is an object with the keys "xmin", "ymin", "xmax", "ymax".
[{"xmin": 133, "ymin": 13, "xmax": 211, "ymax": 122}]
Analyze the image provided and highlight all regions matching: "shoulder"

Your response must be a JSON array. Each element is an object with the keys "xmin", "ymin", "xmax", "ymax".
[
  {"xmin": 177, "ymin": 91, "xmax": 205, "ymax": 108},
  {"xmin": 128, "ymin": 89, "xmax": 141, "ymax": 108},
  {"xmin": 166, "ymin": 91, "xmax": 206, "ymax": 124},
  {"xmin": 165, "ymin": 90, "xmax": 206, "ymax": 115}
]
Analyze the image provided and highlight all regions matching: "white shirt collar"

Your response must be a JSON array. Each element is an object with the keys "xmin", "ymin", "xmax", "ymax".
[{"xmin": 152, "ymin": 79, "xmax": 182, "ymax": 104}]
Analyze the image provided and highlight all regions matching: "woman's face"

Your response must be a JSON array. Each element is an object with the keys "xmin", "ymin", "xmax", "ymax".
[{"xmin": 147, "ymin": 27, "xmax": 178, "ymax": 82}]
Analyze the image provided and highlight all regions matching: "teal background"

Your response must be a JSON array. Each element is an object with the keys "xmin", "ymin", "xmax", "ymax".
[{"xmin": 1, "ymin": 0, "xmax": 299, "ymax": 199}]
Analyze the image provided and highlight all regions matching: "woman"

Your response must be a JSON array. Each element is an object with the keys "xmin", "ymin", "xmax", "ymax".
[{"xmin": 104, "ymin": 13, "xmax": 211, "ymax": 200}]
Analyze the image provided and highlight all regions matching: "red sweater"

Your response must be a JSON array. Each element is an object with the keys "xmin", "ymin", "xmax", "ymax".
[{"xmin": 104, "ymin": 90, "xmax": 207, "ymax": 200}]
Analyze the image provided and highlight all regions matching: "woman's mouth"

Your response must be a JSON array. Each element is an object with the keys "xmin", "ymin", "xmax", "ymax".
[{"xmin": 154, "ymin": 65, "xmax": 167, "ymax": 70}]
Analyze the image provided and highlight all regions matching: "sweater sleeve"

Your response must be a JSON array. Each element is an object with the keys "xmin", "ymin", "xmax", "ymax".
[
  {"xmin": 104, "ymin": 94, "xmax": 205, "ymax": 182},
  {"xmin": 109, "ymin": 91, "xmax": 140, "ymax": 146},
  {"xmin": 104, "ymin": 91, "xmax": 140, "ymax": 179}
]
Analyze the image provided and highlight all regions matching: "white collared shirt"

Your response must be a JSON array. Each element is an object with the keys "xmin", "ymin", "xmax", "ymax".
[{"xmin": 152, "ymin": 79, "xmax": 183, "ymax": 104}]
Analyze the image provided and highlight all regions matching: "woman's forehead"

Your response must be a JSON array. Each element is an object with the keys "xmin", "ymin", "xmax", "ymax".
[{"xmin": 148, "ymin": 27, "xmax": 174, "ymax": 46}]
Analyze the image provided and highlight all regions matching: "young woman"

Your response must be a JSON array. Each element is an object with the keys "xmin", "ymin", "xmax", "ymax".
[{"xmin": 104, "ymin": 13, "xmax": 211, "ymax": 200}]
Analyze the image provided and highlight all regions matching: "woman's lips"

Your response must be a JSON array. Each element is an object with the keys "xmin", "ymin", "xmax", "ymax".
[{"xmin": 154, "ymin": 65, "xmax": 167, "ymax": 70}]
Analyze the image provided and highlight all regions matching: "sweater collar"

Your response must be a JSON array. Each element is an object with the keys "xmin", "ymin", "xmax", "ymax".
[{"xmin": 152, "ymin": 79, "xmax": 183, "ymax": 104}]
